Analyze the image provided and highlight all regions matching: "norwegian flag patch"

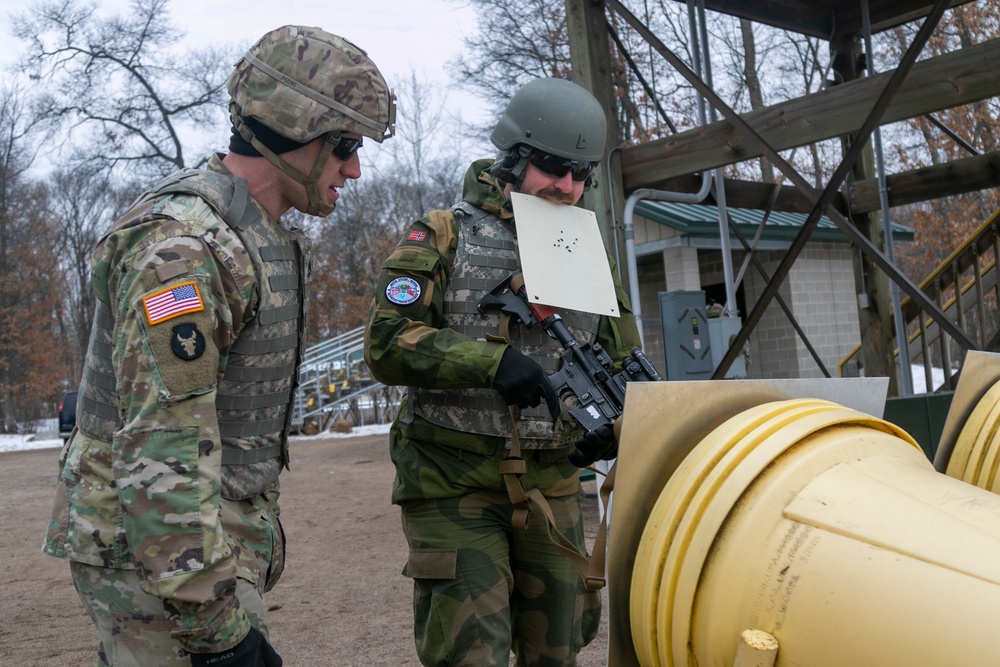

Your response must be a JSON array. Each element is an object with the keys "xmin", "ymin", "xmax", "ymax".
[
  {"xmin": 408, "ymin": 230, "xmax": 427, "ymax": 242},
  {"xmin": 142, "ymin": 281, "xmax": 204, "ymax": 325}
]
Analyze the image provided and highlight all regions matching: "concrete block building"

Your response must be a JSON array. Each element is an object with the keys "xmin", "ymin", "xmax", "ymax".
[{"xmin": 627, "ymin": 200, "xmax": 914, "ymax": 381}]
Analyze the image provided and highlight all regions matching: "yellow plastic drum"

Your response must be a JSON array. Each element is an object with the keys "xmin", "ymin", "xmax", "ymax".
[
  {"xmin": 630, "ymin": 398, "xmax": 1000, "ymax": 667},
  {"xmin": 946, "ymin": 379, "xmax": 1000, "ymax": 492}
]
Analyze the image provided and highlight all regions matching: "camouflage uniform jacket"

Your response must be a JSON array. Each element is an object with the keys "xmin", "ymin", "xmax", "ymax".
[
  {"xmin": 43, "ymin": 154, "xmax": 310, "ymax": 653},
  {"xmin": 365, "ymin": 159, "xmax": 642, "ymax": 502}
]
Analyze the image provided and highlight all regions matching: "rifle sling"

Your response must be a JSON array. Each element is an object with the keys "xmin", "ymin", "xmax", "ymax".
[{"xmin": 493, "ymin": 285, "xmax": 610, "ymax": 591}]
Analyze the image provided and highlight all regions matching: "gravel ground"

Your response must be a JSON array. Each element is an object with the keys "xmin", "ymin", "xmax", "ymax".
[{"xmin": 0, "ymin": 433, "xmax": 609, "ymax": 666}]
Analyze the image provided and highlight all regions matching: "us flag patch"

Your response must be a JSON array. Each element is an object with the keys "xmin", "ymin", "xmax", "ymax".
[
  {"xmin": 142, "ymin": 281, "xmax": 204, "ymax": 325},
  {"xmin": 408, "ymin": 230, "xmax": 427, "ymax": 242}
]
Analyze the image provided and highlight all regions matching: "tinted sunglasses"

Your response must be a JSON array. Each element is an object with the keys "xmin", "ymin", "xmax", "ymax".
[
  {"xmin": 327, "ymin": 133, "xmax": 363, "ymax": 161},
  {"xmin": 528, "ymin": 151, "xmax": 594, "ymax": 182}
]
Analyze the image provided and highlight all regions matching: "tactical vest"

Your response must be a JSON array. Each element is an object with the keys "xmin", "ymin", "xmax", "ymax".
[
  {"xmin": 409, "ymin": 201, "xmax": 600, "ymax": 449},
  {"xmin": 76, "ymin": 168, "xmax": 310, "ymax": 500}
]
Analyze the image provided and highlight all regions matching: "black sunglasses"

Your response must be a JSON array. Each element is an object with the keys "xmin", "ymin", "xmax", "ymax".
[
  {"xmin": 327, "ymin": 134, "xmax": 363, "ymax": 161},
  {"xmin": 528, "ymin": 151, "xmax": 594, "ymax": 182}
]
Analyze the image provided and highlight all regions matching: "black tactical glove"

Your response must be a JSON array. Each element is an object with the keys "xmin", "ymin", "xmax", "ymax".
[
  {"xmin": 568, "ymin": 423, "xmax": 618, "ymax": 468},
  {"xmin": 493, "ymin": 347, "xmax": 561, "ymax": 419},
  {"xmin": 189, "ymin": 627, "xmax": 282, "ymax": 667}
]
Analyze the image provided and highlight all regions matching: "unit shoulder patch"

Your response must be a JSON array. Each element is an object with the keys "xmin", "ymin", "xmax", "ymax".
[
  {"xmin": 386, "ymin": 276, "xmax": 421, "ymax": 306},
  {"xmin": 170, "ymin": 323, "xmax": 206, "ymax": 360}
]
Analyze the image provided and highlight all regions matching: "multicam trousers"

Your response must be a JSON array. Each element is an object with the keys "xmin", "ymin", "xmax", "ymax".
[
  {"xmin": 67, "ymin": 494, "xmax": 283, "ymax": 666},
  {"xmin": 401, "ymin": 489, "xmax": 601, "ymax": 667},
  {"xmin": 70, "ymin": 564, "xmax": 269, "ymax": 667}
]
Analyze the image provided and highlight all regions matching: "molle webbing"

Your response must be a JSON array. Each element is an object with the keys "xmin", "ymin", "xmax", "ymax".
[
  {"xmin": 229, "ymin": 333, "xmax": 299, "ymax": 354},
  {"xmin": 76, "ymin": 168, "xmax": 308, "ymax": 501},
  {"xmin": 409, "ymin": 201, "xmax": 600, "ymax": 448},
  {"xmin": 220, "ymin": 419, "xmax": 286, "ymax": 439},
  {"xmin": 215, "ymin": 389, "xmax": 292, "ymax": 410},
  {"xmin": 260, "ymin": 246, "xmax": 296, "ymax": 261},
  {"xmin": 259, "ymin": 304, "xmax": 299, "ymax": 325},
  {"xmin": 140, "ymin": 169, "xmax": 304, "ymax": 486},
  {"xmin": 212, "ymin": 184, "xmax": 308, "ymax": 498},
  {"xmin": 76, "ymin": 300, "xmax": 121, "ymax": 440},
  {"xmin": 223, "ymin": 360, "xmax": 297, "ymax": 382},
  {"xmin": 220, "ymin": 444, "xmax": 283, "ymax": 465}
]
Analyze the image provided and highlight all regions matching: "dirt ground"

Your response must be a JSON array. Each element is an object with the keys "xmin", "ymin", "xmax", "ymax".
[{"xmin": 0, "ymin": 433, "xmax": 610, "ymax": 666}]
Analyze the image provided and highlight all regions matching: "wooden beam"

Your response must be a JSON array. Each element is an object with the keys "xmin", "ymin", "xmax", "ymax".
[
  {"xmin": 691, "ymin": 0, "xmax": 832, "ymax": 39},
  {"xmin": 646, "ymin": 152, "xmax": 1000, "ymax": 216},
  {"xmin": 566, "ymin": 0, "xmax": 623, "ymax": 250},
  {"xmin": 849, "ymin": 151, "xmax": 1000, "ymax": 213},
  {"xmin": 620, "ymin": 37, "xmax": 1000, "ymax": 189},
  {"xmin": 670, "ymin": 0, "xmax": 974, "ymax": 40}
]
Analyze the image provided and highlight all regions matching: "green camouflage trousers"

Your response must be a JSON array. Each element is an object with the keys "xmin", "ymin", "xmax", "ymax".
[
  {"xmin": 70, "ymin": 563, "xmax": 269, "ymax": 667},
  {"xmin": 401, "ymin": 490, "xmax": 601, "ymax": 667}
]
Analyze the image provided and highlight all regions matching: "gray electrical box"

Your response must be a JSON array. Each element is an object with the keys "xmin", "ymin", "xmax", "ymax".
[
  {"xmin": 659, "ymin": 291, "xmax": 713, "ymax": 380},
  {"xmin": 708, "ymin": 316, "xmax": 747, "ymax": 379}
]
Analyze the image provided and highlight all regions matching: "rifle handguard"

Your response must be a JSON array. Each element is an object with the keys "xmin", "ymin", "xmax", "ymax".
[{"xmin": 479, "ymin": 270, "xmax": 661, "ymax": 438}]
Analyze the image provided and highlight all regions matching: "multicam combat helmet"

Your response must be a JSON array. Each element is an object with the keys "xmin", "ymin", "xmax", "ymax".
[
  {"xmin": 227, "ymin": 25, "xmax": 396, "ymax": 215},
  {"xmin": 489, "ymin": 77, "xmax": 607, "ymax": 190}
]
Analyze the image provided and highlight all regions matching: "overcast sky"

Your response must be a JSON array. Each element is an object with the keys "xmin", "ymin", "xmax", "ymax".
[
  {"xmin": 0, "ymin": 0, "xmax": 480, "ymax": 90},
  {"xmin": 0, "ymin": 0, "xmax": 495, "ymax": 168}
]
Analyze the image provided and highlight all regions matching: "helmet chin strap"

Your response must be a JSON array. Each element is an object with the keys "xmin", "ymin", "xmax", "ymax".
[
  {"xmin": 488, "ymin": 145, "xmax": 531, "ymax": 193},
  {"xmin": 247, "ymin": 129, "xmax": 339, "ymax": 217},
  {"xmin": 300, "ymin": 141, "xmax": 336, "ymax": 217}
]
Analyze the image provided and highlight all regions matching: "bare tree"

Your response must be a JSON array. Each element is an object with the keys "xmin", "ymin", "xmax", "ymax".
[
  {"xmin": 0, "ymin": 83, "xmax": 47, "ymax": 226},
  {"xmin": 769, "ymin": 30, "xmax": 839, "ymax": 188},
  {"xmin": 886, "ymin": 4, "xmax": 1000, "ymax": 281},
  {"xmin": 374, "ymin": 70, "xmax": 467, "ymax": 216},
  {"xmin": 449, "ymin": 0, "xmax": 818, "ymax": 155},
  {"xmin": 0, "ymin": 84, "xmax": 68, "ymax": 430},
  {"xmin": 452, "ymin": 0, "xmax": 684, "ymax": 144},
  {"xmin": 453, "ymin": 0, "xmax": 574, "ymax": 112},
  {"xmin": 0, "ymin": 182, "xmax": 70, "ymax": 430},
  {"xmin": 12, "ymin": 0, "xmax": 235, "ymax": 179},
  {"xmin": 731, "ymin": 19, "xmax": 776, "ymax": 182},
  {"xmin": 48, "ymin": 167, "xmax": 138, "ymax": 382}
]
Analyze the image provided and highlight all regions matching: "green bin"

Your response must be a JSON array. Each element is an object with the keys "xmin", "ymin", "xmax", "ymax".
[{"xmin": 882, "ymin": 391, "xmax": 954, "ymax": 462}]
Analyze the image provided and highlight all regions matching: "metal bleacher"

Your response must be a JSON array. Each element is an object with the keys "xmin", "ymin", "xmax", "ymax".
[{"xmin": 291, "ymin": 326, "xmax": 403, "ymax": 434}]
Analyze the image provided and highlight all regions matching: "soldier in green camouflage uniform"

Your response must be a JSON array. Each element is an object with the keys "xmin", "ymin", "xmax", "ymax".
[
  {"xmin": 43, "ymin": 25, "xmax": 395, "ymax": 667},
  {"xmin": 365, "ymin": 78, "xmax": 642, "ymax": 666}
]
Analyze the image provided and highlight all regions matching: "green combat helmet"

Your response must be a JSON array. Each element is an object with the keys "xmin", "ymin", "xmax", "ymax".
[
  {"xmin": 227, "ymin": 25, "xmax": 396, "ymax": 215},
  {"xmin": 489, "ymin": 77, "xmax": 607, "ymax": 190}
]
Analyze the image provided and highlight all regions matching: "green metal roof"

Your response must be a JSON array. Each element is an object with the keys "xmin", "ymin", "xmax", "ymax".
[{"xmin": 634, "ymin": 200, "xmax": 915, "ymax": 244}]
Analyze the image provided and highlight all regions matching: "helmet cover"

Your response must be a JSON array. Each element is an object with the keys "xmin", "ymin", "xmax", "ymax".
[{"xmin": 227, "ymin": 25, "xmax": 396, "ymax": 144}]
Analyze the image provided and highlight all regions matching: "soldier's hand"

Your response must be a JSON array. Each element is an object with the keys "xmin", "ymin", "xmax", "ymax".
[
  {"xmin": 493, "ymin": 347, "xmax": 561, "ymax": 419},
  {"xmin": 568, "ymin": 424, "xmax": 618, "ymax": 468},
  {"xmin": 189, "ymin": 627, "xmax": 282, "ymax": 667}
]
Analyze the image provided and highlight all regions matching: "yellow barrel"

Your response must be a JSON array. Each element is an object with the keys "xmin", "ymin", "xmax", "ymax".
[
  {"xmin": 630, "ymin": 398, "xmax": 1000, "ymax": 667},
  {"xmin": 946, "ymin": 378, "xmax": 1000, "ymax": 492}
]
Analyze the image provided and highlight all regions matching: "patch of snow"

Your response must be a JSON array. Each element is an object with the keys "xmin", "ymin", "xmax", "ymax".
[
  {"xmin": 0, "ymin": 433, "xmax": 64, "ymax": 453},
  {"xmin": 907, "ymin": 364, "xmax": 947, "ymax": 394},
  {"xmin": 0, "ymin": 422, "xmax": 393, "ymax": 454},
  {"xmin": 290, "ymin": 423, "xmax": 392, "ymax": 441}
]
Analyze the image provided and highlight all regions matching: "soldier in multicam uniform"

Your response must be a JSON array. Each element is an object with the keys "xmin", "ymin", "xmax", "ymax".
[
  {"xmin": 365, "ymin": 77, "xmax": 642, "ymax": 666},
  {"xmin": 43, "ymin": 25, "xmax": 394, "ymax": 667}
]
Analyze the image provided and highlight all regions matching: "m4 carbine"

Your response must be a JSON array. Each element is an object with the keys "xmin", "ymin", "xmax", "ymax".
[{"xmin": 478, "ymin": 271, "xmax": 661, "ymax": 435}]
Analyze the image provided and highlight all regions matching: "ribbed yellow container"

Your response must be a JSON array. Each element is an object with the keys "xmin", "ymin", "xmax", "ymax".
[
  {"xmin": 946, "ymin": 379, "xmax": 1000, "ymax": 492},
  {"xmin": 630, "ymin": 398, "xmax": 1000, "ymax": 667}
]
